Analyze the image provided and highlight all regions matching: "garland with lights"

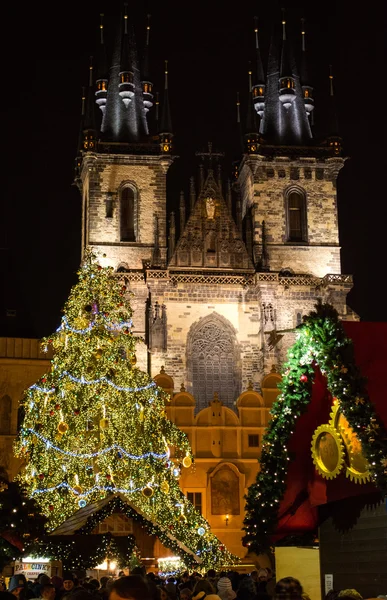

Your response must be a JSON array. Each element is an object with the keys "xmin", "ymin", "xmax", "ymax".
[
  {"xmin": 14, "ymin": 250, "xmax": 236, "ymax": 570},
  {"xmin": 38, "ymin": 532, "xmax": 136, "ymax": 571},
  {"xmin": 243, "ymin": 301, "xmax": 387, "ymax": 555}
]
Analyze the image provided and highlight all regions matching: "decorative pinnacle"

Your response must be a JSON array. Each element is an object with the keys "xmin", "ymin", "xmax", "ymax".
[
  {"xmin": 281, "ymin": 8, "xmax": 286, "ymax": 40},
  {"xmin": 100, "ymin": 13, "xmax": 104, "ymax": 44},
  {"xmin": 254, "ymin": 16, "xmax": 259, "ymax": 48},
  {"xmin": 164, "ymin": 60, "xmax": 168, "ymax": 89},
  {"xmin": 89, "ymin": 56, "xmax": 93, "ymax": 87},
  {"xmin": 124, "ymin": 2, "xmax": 128, "ymax": 34},
  {"xmin": 236, "ymin": 92, "xmax": 240, "ymax": 123},
  {"xmin": 146, "ymin": 14, "xmax": 151, "ymax": 45},
  {"xmin": 248, "ymin": 65, "xmax": 252, "ymax": 92},
  {"xmin": 329, "ymin": 64, "xmax": 334, "ymax": 96},
  {"xmin": 81, "ymin": 87, "xmax": 86, "ymax": 116},
  {"xmin": 301, "ymin": 18, "xmax": 306, "ymax": 51}
]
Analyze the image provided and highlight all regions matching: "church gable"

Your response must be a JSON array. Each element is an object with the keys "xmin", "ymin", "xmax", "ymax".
[{"xmin": 169, "ymin": 170, "xmax": 253, "ymax": 270}]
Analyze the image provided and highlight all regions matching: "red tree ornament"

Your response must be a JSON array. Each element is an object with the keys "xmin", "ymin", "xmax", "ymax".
[{"xmin": 299, "ymin": 374, "xmax": 308, "ymax": 383}]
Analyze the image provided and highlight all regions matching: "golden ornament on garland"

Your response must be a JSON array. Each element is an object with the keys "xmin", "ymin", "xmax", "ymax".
[
  {"xmin": 130, "ymin": 354, "xmax": 137, "ymax": 366},
  {"xmin": 95, "ymin": 348, "xmax": 103, "ymax": 359},
  {"xmin": 160, "ymin": 480, "xmax": 170, "ymax": 494},
  {"xmin": 178, "ymin": 513, "xmax": 187, "ymax": 523},
  {"xmin": 57, "ymin": 421, "xmax": 69, "ymax": 434},
  {"xmin": 142, "ymin": 486, "xmax": 154, "ymax": 498},
  {"xmin": 99, "ymin": 418, "xmax": 109, "ymax": 430},
  {"xmin": 182, "ymin": 455, "xmax": 192, "ymax": 469},
  {"xmin": 72, "ymin": 485, "xmax": 83, "ymax": 495}
]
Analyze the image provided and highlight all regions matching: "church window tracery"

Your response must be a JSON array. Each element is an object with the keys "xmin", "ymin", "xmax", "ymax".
[{"xmin": 187, "ymin": 315, "xmax": 240, "ymax": 413}]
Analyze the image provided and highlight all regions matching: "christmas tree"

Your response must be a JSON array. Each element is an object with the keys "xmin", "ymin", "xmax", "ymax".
[{"xmin": 14, "ymin": 252, "xmax": 235, "ymax": 569}]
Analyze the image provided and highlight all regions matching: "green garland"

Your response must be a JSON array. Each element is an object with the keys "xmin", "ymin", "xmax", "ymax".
[
  {"xmin": 39, "ymin": 532, "xmax": 136, "ymax": 571},
  {"xmin": 78, "ymin": 496, "xmax": 199, "ymax": 568},
  {"xmin": 243, "ymin": 301, "xmax": 387, "ymax": 555}
]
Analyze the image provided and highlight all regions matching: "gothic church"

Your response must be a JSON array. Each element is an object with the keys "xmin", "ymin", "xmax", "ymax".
[{"xmin": 0, "ymin": 7, "xmax": 357, "ymax": 561}]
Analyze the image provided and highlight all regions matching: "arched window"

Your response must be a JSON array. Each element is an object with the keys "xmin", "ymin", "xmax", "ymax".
[
  {"xmin": 120, "ymin": 186, "xmax": 136, "ymax": 242},
  {"xmin": 286, "ymin": 189, "xmax": 307, "ymax": 242},
  {"xmin": 187, "ymin": 314, "xmax": 240, "ymax": 413},
  {"xmin": 0, "ymin": 395, "xmax": 12, "ymax": 435}
]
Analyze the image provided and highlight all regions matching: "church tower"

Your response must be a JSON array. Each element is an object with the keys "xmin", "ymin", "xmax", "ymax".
[{"xmin": 76, "ymin": 8, "xmax": 355, "ymax": 411}]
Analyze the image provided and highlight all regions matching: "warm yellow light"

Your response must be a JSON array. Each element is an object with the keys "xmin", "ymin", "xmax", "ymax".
[
  {"xmin": 95, "ymin": 560, "xmax": 108, "ymax": 570},
  {"xmin": 109, "ymin": 561, "xmax": 117, "ymax": 571}
]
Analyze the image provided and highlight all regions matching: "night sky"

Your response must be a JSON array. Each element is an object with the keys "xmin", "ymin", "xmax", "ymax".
[{"xmin": 2, "ymin": 0, "xmax": 384, "ymax": 338}]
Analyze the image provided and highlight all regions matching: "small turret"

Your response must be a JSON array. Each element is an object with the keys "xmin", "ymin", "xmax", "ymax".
[
  {"xmin": 168, "ymin": 211, "xmax": 176, "ymax": 259},
  {"xmin": 141, "ymin": 14, "xmax": 153, "ymax": 114},
  {"xmin": 300, "ymin": 19, "xmax": 314, "ymax": 118},
  {"xmin": 189, "ymin": 176, "xmax": 196, "ymax": 212},
  {"xmin": 159, "ymin": 61, "xmax": 173, "ymax": 153},
  {"xmin": 252, "ymin": 17, "xmax": 265, "ymax": 119},
  {"xmin": 95, "ymin": 13, "xmax": 109, "ymax": 116},
  {"xmin": 83, "ymin": 57, "xmax": 97, "ymax": 152},
  {"xmin": 245, "ymin": 67, "xmax": 259, "ymax": 154},
  {"xmin": 279, "ymin": 12, "xmax": 296, "ymax": 109},
  {"xmin": 118, "ymin": 3, "xmax": 135, "ymax": 108},
  {"xmin": 326, "ymin": 65, "xmax": 342, "ymax": 155}
]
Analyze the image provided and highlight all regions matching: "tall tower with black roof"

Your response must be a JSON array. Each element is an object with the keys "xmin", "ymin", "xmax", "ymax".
[
  {"xmin": 237, "ymin": 9, "xmax": 354, "ymax": 373},
  {"xmin": 76, "ymin": 6, "xmax": 175, "ymax": 353}
]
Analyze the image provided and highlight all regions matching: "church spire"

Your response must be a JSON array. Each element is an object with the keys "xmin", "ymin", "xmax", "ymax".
[
  {"xmin": 245, "ymin": 66, "xmax": 259, "ymax": 154},
  {"xmin": 252, "ymin": 17, "xmax": 265, "ymax": 124},
  {"xmin": 326, "ymin": 65, "xmax": 342, "ymax": 155},
  {"xmin": 278, "ymin": 10, "xmax": 295, "ymax": 108},
  {"xmin": 300, "ymin": 18, "xmax": 314, "ymax": 119},
  {"xmin": 141, "ymin": 14, "xmax": 154, "ymax": 114},
  {"xmin": 159, "ymin": 60, "xmax": 173, "ymax": 153},
  {"xmin": 259, "ymin": 7, "xmax": 313, "ymax": 146},
  {"xmin": 83, "ymin": 57, "xmax": 97, "ymax": 152},
  {"xmin": 118, "ymin": 3, "xmax": 135, "ymax": 108},
  {"xmin": 95, "ymin": 13, "xmax": 109, "ymax": 118}
]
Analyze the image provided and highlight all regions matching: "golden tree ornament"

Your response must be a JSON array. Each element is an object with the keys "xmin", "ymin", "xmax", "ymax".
[{"xmin": 311, "ymin": 424, "xmax": 345, "ymax": 479}]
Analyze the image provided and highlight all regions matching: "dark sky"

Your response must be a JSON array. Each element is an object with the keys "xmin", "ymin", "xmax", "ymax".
[{"xmin": 2, "ymin": 0, "xmax": 384, "ymax": 338}]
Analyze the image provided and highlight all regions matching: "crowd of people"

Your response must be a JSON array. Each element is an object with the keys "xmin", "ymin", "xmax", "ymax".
[{"xmin": 0, "ymin": 567, "xmax": 385, "ymax": 600}]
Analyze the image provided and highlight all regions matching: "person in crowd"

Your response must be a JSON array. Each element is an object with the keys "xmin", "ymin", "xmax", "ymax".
[
  {"xmin": 255, "ymin": 570, "xmax": 270, "ymax": 600},
  {"xmin": 216, "ymin": 575, "xmax": 236, "ymax": 600},
  {"xmin": 206, "ymin": 572, "xmax": 218, "ymax": 593},
  {"xmin": 273, "ymin": 577, "xmax": 303, "ymax": 600},
  {"xmin": 8, "ymin": 577, "xmax": 26, "ymax": 600},
  {"xmin": 192, "ymin": 579, "xmax": 216, "ymax": 600},
  {"xmin": 51, "ymin": 577, "xmax": 63, "ymax": 600},
  {"xmin": 265, "ymin": 570, "xmax": 275, "ymax": 599},
  {"xmin": 58, "ymin": 574, "xmax": 76, "ymax": 600},
  {"xmin": 179, "ymin": 589, "xmax": 193, "ymax": 600},
  {"xmin": 107, "ymin": 576, "xmax": 151, "ymax": 600},
  {"xmin": 178, "ymin": 574, "xmax": 192, "ymax": 595},
  {"xmin": 0, "ymin": 581, "xmax": 7, "ymax": 593},
  {"xmin": 236, "ymin": 576, "xmax": 257, "ymax": 600},
  {"xmin": 31, "ymin": 584, "xmax": 56, "ymax": 600},
  {"xmin": 158, "ymin": 588, "xmax": 174, "ymax": 600},
  {"xmin": 337, "ymin": 591, "xmax": 363, "ymax": 600},
  {"xmin": 97, "ymin": 578, "xmax": 110, "ymax": 600}
]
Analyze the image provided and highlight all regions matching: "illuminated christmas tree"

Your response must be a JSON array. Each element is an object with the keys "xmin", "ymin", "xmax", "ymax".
[{"xmin": 14, "ymin": 251, "xmax": 235, "ymax": 569}]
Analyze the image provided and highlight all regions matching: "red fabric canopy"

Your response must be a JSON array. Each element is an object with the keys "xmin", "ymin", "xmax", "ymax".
[{"xmin": 274, "ymin": 321, "xmax": 387, "ymax": 539}]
